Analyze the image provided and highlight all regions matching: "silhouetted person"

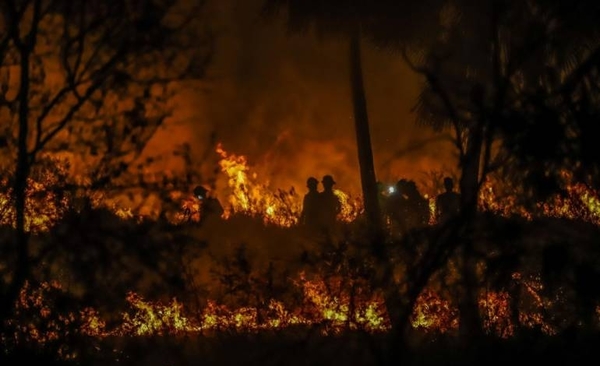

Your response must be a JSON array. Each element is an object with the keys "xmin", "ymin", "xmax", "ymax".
[
  {"xmin": 435, "ymin": 177, "xmax": 460, "ymax": 223},
  {"xmin": 386, "ymin": 179, "xmax": 411, "ymax": 235},
  {"xmin": 193, "ymin": 185, "xmax": 224, "ymax": 226},
  {"xmin": 318, "ymin": 175, "xmax": 341, "ymax": 234},
  {"xmin": 404, "ymin": 180, "xmax": 430, "ymax": 229},
  {"xmin": 299, "ymin": 177, "xmax": 321, "ymax": 230},
  {"xmin": 387, "ymin": 179, "xmax": 429, "ymax": 235}
]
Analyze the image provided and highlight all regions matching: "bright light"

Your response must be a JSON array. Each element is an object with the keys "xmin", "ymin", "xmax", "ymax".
[{"xmin": 387, "ymin": 186, "xmax": 395, "ymax": 194}]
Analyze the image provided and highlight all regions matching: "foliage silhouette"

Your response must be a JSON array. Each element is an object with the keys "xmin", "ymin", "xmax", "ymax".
[{"xmin": 0, "ymin": 0, "xmax": 213, "ymax": 342}]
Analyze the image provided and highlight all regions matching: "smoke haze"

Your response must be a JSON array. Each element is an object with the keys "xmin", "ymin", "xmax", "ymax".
[{"xmin": 153, "ymin": 0, "xmax": 456, "ymax": 197}]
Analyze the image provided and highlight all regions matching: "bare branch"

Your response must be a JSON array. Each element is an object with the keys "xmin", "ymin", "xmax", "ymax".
[{"xmin": 30, "ymin": 49, "xmax": 125, "ymax": 161}]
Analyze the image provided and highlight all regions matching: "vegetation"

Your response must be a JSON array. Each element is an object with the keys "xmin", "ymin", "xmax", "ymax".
[
  {"xmin": 1, "ymin": 0, "xmax": 600, "ymax": 365},
  {"xmin": 0, "ymin": 0, "xmax": 212, "ymax": 341}
]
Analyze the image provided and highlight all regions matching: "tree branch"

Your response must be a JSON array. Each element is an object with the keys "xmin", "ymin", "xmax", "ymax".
[{"xmin": 30, "ymin": 49, "xmax": 126, "ymax": 162}]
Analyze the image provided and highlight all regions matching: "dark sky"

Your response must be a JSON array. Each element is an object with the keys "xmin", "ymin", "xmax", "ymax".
[{"xmin": 152, "ymin": 0, "xmax": 456, "ymax": 196}]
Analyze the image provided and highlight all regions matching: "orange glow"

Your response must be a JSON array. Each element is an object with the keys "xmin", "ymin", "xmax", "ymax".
[
  {"xmin": 214, "ymin": 143, "xmax": 359, "ymax": 226},
  {"xmin": 4, "ymin": 145, "xmax": 598, "ymax": 231},
  {"xmin": 9, "ymin": 271, "xmax": 571, "ymax": 349},
  {"xmin": 216, "ymin": 142, "xmax": 299, "ymax": 226},
  {"xmin": 3, "ymin": 146, "xmax": 599, "ymax": 357},
  {"xmin": 479, "ymin": 177, "xmax": 600, "ymax": 225}
]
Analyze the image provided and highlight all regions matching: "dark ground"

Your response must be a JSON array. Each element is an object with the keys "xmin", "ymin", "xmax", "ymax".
[{"xmin": 4, "ymin": 327, "xmax": 598, "ymax": 366}]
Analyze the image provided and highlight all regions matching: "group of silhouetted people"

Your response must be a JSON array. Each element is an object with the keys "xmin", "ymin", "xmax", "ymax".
[
  {"xmin": 191, "ymin": 174, "xmax": 461, "ymax": 238},
  {"xmin": 297, "ymin": 173, "xmax": 462, "ymax": 238},
  {"xmin": 381, "ymin": 176, "xmax": 461, "ymax": 236},
  {"xmin": 299, "ymin": 174, "xmax": 342, "ymax": 235}
]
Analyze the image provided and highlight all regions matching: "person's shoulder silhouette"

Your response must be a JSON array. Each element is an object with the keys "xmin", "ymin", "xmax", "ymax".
[
  {"xmin": 300, "ymin": 177, "xmax": 321, "ymax": 228},
  {"xmin": 436, "ymin": 177, "xmax": 460, "ymax": 222},
  {"xmin": 319, "ymin": 175, "xmax": 341, "ymax": 218}
]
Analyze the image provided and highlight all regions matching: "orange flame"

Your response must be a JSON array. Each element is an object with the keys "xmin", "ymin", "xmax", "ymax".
[
  {"xmin": 8, "ymin": 271, "xmax": 571, "ymax": 351},
  {"xmin": 215, "ymin": 143, "xmax": 359, "ymax": 226},
  {"xmin": 3, "ymin": 147, "xmax": 600, "ymax": 359}
]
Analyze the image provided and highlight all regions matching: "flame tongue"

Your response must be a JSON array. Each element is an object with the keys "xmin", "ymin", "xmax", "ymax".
[
  {"xmin": 215, "ymin": 143, "xmax": 360, "ymax": 226},
  {"xmin": 215, "ymin": 142, "xmax": 298, "ymax": 226}
]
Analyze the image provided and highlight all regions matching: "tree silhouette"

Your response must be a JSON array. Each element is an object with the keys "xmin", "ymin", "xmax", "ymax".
[
  {"xmin": 407, "ymin": 0, "xmax": 600, "ymax": 204},
  {"xmin": 404, "ymin": 0, "xmax": 600, "ymax": 340},
  {"xmin": 0, "ymin": 0, "xmax": 212, "ymax": 336}
]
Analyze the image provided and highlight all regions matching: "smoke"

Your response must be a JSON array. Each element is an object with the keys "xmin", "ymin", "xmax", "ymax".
[{"xmin": 162, "ymin": 0, "xmax": 456, "ymax": 197}]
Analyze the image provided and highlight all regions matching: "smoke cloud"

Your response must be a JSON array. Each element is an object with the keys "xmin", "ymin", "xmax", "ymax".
[{"xmin": 155, "ymin": 0, "xmax": 456, "ymax": 197}]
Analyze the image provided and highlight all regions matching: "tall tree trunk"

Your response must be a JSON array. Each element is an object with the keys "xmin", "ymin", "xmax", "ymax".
[
  {"xmin": 0, "ymin": 46, "xmax": 31, "ymax": 333},
  {"xmin": 1, "ymin": 1, "xmax": 42, "ymax": 332},
  {"xmin": 457, "ymin": 123, "xmax": 484, "ymax": 342},
  {"xmin": 349, "ymin": 24, "xmax": 407, "ymax": 365},
  {"xmin": 349, "ymin": 24, "xmax": 383, "ymax": 240}
]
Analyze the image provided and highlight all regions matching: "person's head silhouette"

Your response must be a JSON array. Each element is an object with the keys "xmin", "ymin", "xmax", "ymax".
[
  {"xmin": 307, "ymin": 177, "xmax": 319, "ymax": 191},
  {"xmin": 322, "ymin": 175, "xmax": 336, "ymax": 190}
]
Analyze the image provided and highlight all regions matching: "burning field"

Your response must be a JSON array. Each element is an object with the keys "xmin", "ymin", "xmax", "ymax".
[
  {"xmin": 2, "ymin": 143, "xmax": 600, "ymax": 365},
  {"xmin": 3, "ymin": 0, "xmax": 600, "ymax": 365}
]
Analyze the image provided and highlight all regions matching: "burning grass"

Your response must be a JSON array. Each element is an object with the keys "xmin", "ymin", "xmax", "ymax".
[
  {"xmin": 2, "ymin": 145, "xmax": 600, "ymax": 364},
  {"xmin": 3, "ymin": 210, "xmax": 600, "ymax": 365}
]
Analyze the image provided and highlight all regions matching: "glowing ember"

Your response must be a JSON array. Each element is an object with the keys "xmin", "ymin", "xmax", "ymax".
[
  {"xmin": 411, "ymin": 288, "xmax": 458, "ymax": 333},
  {"xmin": 6, "ymin": 271, "xmax": 571, "ymax": 352},
  {"xmin": 541, "ymin": 183, "xmax": 600, "ymax": 226},
  {"xmin": 0, "ymin": 176, "xmax": 70, "ymax": 233}
]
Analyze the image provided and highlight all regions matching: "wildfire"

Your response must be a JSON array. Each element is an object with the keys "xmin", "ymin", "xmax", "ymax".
[
  {"xmin": 215, "ymin": 143, "xmax": 359, "ymax": 226},
  {"xmin": 215, "ymin": 143, "xmax": 299, "ymax": 227},
  {"xmin": 478, "ymin": 178, "xmax": 600, "ymax": 225},
  {"xmin": 541, "ymin": 183, "xmax": 600, "ymax": 225},
  {"xmin": 3, "ymin": 146, "xmax": 600, "ymax": 360},
  {"xmin": 3, "ymin": 144, "xmax": 598, "ymax": 232},
  {"xmin": 8, "ymin": 270, "xmax": 574, "ymax": 354},
  {"xmin": 411, "ymin": 288, "xmax": 458, "ymax": 333},
  {"xmin": 0, "ymin": 176, "xmax": 70, "ymax": 233},
  {"xmin": 332, "ymin": 189, "xmax": 361, "ymax": 222}
]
